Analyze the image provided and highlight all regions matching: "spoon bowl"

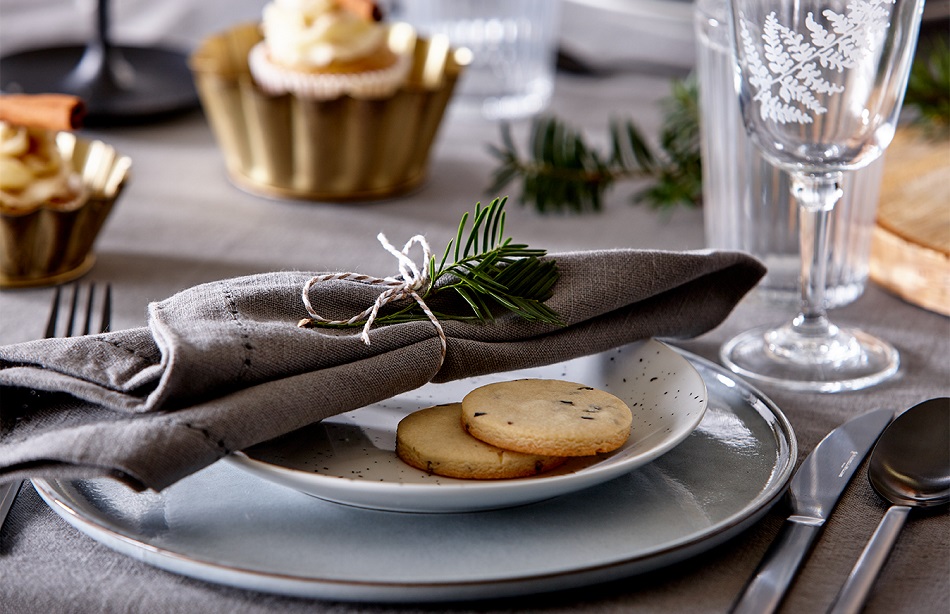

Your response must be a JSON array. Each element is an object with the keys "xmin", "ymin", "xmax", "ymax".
[
  {"xmin": 869, "ymin": 398, "xmax": 950, "ymax": 508},
  {"xmin": 830, "ymin": 397, "xmax": 950, "ymax": 614}
]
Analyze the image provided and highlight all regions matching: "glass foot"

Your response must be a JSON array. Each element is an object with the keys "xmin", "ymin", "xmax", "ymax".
[{"xmin": 720, "ymin": 322, "xmax": 900, "ymax": 393}]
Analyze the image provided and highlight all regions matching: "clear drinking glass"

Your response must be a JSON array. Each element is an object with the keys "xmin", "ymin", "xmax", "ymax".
[
  {"xmin": 389, "ymin": 0, "xmax": 561, "ymax": 120},
  {"xmin": 720, "ymin": 0, "xmax": 924, "ymax": 392}
]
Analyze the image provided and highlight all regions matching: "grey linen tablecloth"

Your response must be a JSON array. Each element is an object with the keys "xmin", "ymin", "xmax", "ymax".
[
  {"xmin": 0, "ymin": 249, "xmax": 763, "ymax": 491},
  {"xmin": 1, "ymin": 3, "xmax": 948, "ymax": 613}
]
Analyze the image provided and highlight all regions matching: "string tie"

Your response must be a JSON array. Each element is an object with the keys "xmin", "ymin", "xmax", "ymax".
[{"xmin": 299, "ymin": 233, "xmax": 446, "ymax": 366}]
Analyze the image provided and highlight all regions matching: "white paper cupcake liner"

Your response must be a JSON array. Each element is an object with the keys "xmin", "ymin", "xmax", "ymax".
[{"xmin": 248, "ymin": 42, "xmax": 413, "ymax": 100}]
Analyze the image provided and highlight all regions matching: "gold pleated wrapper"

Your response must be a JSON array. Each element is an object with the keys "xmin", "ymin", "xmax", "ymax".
[
  {"xmin": 189, "ymin": 22, "xmax": 469, "ymax": 202},
  {"xmin": 0, "ymin": 133, "xmax": 131, "ymax": 288}
]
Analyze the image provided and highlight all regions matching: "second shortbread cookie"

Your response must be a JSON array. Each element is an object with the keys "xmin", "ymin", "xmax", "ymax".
[{"xmin": 461, "ymin": 379, "xmax": 633, "ymax": 457}]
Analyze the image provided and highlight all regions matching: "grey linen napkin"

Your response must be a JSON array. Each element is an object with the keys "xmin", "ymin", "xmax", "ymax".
[{"xmin": 0, "ymin": 249, "xmax": 764, "ymax": 491}]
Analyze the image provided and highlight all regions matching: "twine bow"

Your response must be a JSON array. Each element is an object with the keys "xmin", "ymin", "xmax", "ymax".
[{"xmin": 299, "ymin": 233, "xmax": 447, "ymax": 366}]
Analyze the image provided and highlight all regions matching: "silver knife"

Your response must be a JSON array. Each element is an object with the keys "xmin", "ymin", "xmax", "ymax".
[{"xmin": 731, "ymin": 408, "xmax": 895, "ymax": 614}]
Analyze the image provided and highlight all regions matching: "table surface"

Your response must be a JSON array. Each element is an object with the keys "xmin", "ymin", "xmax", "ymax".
[{"xmin": 1, "ymin": 2, "xmax": 948, "ymax": 613}]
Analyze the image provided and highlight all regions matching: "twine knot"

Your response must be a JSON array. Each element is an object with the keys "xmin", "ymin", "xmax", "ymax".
[{"xmin": 299, "ymin": 233, "xmax": 447, "ymax": 366}]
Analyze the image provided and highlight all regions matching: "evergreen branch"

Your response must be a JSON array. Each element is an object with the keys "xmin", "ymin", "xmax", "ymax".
[
  {"xmin": 428, "ymin": 198, "xmax": 563, "ymax": 324},
  {"xmin": 633, "ymin": 78, "xmax": 702, "ymax": 209},
  {"xmin": 487, "ymin": 77, "xmax": 702, "ymax": 214},
  {"xmin": 903, "ymin": 35, "xmax": 950, "ymax": 136}
]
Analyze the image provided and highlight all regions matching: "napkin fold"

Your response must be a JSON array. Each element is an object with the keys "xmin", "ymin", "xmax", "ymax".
[{"xmin": 0, "ymin": 249, "xmax": 764, "ymax": 491}]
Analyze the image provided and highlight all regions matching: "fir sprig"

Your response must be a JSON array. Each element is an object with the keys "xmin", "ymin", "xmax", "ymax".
[
  {"xmin": 487, "ymin": 78, "xmax": 702, "ymax": 214},
  {"xmin": 431, "ymin": 197, "xmax": 562, "ymax": 324},
  {"xmin": 634, "ymin": 78, "xmax": 703, "ymax": 210},
  {"xmin": 305, "ymin": 197, "xmax": 563, "ymax": 330},
  {"xmin": 903, "ymin": 37, "xmax": 950, "ymax": 136}
]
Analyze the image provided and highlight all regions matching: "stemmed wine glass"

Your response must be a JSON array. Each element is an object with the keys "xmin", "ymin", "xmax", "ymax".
[{"xmin": 720, "ymin": 0, "xmax": 925, "ymax": 392}]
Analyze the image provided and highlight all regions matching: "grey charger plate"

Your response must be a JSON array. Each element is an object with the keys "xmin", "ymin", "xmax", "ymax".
[{"xmin": 33, "ymin": 344, "xmax": 796, "ymax": 603}]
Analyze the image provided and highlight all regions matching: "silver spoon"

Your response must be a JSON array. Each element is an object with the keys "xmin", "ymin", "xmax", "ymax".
[{"xmin": 829, "ymin": 397, "xmax": 950, "ymax": 614}]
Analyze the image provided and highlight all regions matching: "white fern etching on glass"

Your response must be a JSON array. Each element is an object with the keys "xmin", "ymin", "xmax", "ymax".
[{"xmin": 739, "ymin": 0, "xmax": 894, "ymax": 124}]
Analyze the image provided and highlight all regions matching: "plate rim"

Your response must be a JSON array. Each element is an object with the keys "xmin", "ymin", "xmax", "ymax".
[{"xmin": 32, "ymin": 345, "xmax": 798, "ymax": 603}]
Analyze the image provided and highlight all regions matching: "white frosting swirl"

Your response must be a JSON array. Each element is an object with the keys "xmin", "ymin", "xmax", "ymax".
[
  {"xmin": 261, "ymin": 0, "xmax": 386, "ymax": 69},
  {"xmin": 0, "ymin": 122, "xmax": 82, "ymax": 211}
]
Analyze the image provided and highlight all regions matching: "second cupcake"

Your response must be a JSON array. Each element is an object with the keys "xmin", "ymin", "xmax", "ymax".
[{"xmin": 248, "ymin": 0, "xmax": 413, "ymax": 100}]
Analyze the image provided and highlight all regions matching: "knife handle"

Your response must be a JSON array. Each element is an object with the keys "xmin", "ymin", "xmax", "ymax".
[
  {"xmin": 732, "ymin": 516, "xmax": 824, "ymax": 614},
  {"xmin": 827, "ymin": 505, "xmax": 911, "ymax": 614}
]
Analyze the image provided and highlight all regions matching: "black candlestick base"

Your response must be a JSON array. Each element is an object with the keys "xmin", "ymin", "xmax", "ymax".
[{"xmin": 1, "ymin": 45, "xmax": 199, "ymax": 126}]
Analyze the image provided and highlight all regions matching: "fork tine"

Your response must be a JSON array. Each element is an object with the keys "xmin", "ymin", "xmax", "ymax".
[
  {"xmin": 44, "ymin": 286, "xmax": 62, "ymax": 339},
  {"xmin": 81, "ymin": 282, "xmax": 96, "ymax": 335},
  {"xmin": 65, "ymin": 283, "xmax": 80, "ymax": 337},
  {"xmin": 100, "ymin": 284, "xmax": 112, "ymax": 334}
]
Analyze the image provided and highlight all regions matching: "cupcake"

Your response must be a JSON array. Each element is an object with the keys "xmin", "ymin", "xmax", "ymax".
[
  {"xmin": 248, "ymin": 0, "xmax": 412, "ymax": 100},
  {"xmin": 0, "ymin": 94, "xmax": 131, "ymax": 288},
  {"xmin": 189, "ymin": 2, "xmax": 469, "ymax": 201}
]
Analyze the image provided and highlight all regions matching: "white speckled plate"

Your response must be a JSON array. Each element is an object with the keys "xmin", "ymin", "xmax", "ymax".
[{"xmin": 226, "ymin": 339, "xmax": 707, "ymax": 512}]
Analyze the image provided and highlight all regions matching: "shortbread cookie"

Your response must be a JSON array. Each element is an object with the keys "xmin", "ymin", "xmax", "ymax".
[
  {"xmin": 461, "ymin": 379, "xmax": 632, "ymax": 457},
  {"xmin": 395, "ymin": 403, "xmax": 567, "ymax": 479}
]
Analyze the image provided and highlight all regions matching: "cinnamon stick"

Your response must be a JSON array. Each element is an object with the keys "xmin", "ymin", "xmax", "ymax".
[
  {"xmin": 338, "ymin": 0, "xmax": 382, "ymax": 21},
  {"xmin": 0, "ymin": 94, "xmax": 86, "ymax": 131}
]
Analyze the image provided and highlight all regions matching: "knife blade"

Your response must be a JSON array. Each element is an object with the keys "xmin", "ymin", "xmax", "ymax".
[
  {"xmin": 731, "ymin": 408, "xmax": 895, "ymax": 614},
  {"xmin": 0, "ymin": 480, "xmax": 22, "ymax": 529}
]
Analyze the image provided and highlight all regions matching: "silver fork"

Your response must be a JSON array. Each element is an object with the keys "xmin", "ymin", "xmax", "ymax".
[{"xmin": 0, "ymin": 282, "xmax": 112, "ymax": 536}]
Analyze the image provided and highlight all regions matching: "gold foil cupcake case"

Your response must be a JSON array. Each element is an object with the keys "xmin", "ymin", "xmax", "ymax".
[
  {"xmin": 190, "ymin": 23, "xmax": 468, "ymax": 202},
  {"xmin": 0, "ymin": 133, "xmax": 131, "ymax": 288}
]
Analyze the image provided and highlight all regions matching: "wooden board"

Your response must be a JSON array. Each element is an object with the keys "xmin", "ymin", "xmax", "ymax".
[{"xmin": 869, "ymin": 128, "xmax": 950, "ymax": 316}]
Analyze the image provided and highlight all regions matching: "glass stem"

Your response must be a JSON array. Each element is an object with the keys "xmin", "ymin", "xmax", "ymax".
[
  {"xmin": 791, "ymin": 172, "xmax": 843, "ymax": 338},
  {"xmin": 64, "ymin": 0, "xmax": 132, "ymax": 94}
]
